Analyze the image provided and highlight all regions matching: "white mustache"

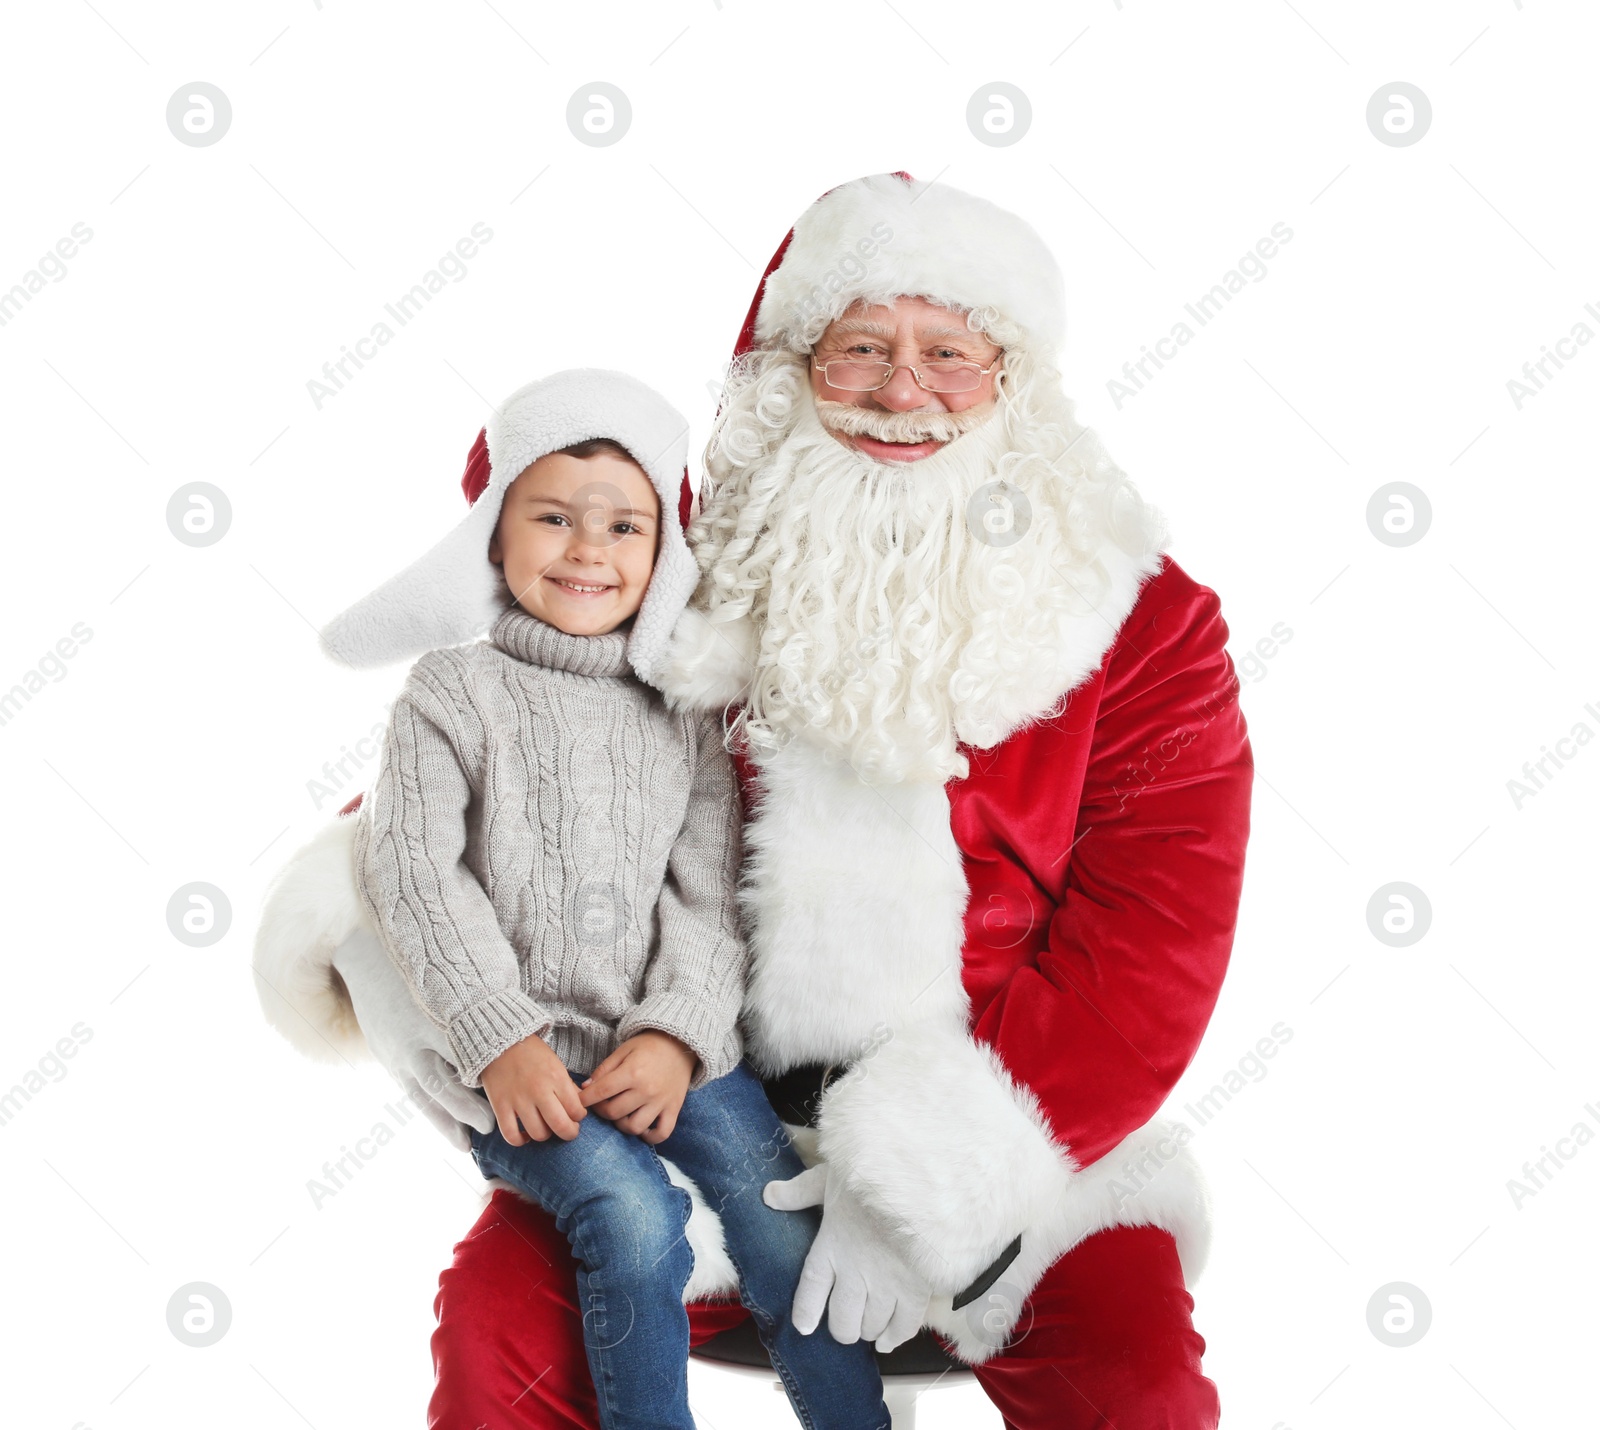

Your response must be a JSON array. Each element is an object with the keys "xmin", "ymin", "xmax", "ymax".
[{"xmin": 813, "ymin": 399, "xmax": 996, "ymax": 446}]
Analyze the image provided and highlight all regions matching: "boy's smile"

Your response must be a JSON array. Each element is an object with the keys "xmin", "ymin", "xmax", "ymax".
[{"xmin": 549, "ymin": 578, "xmax": 615, "ymax": 594}]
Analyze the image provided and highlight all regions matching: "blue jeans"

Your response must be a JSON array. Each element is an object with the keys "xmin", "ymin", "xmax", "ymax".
[{"xmin": 469, "ymin": 1060, "xmax": 890, "ymax": 1430}]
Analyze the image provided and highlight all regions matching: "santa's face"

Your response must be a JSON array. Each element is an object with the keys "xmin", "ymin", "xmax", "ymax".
[{"xmin": 810, "ymin": 296, "xmax": 1004, "ymax": 464}]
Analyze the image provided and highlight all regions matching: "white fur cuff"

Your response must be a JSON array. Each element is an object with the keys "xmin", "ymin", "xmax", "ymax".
[
  {"xmin": 815, "ymin": 1022, "xmax": 1073, "ymax": 1296},
  {"xmin": 658, "ymin": 608, "xmax": 756, "ymax": 714}
]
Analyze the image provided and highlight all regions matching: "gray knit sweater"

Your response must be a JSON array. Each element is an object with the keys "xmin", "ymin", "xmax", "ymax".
[{"xmin": 353, "ymin": 606, "xmax": 747, "ymax": 1090}]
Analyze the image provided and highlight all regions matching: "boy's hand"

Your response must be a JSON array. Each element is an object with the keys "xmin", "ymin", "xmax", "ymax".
[
  {"xmin": 580, "ymin": 1031, "xmax": 697, "ymax": 1144},
  {"xmin": 481, "ymin": 1035, "xmax": 587, "ymax": 1145}
]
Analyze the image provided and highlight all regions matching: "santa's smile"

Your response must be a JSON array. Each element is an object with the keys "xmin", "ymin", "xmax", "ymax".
[
  {"xmin": 546, "ymin": 576, "xmax": 618, "ymax": 597},
  {"xmin": 845, "ymin": 433, "xmax": 946, "ymax": 463}
]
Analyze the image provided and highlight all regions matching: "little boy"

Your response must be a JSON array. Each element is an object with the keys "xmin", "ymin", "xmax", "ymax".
[{"xmin": 345, "ymin": 371, "xmax": 890, "ymax": 1430}]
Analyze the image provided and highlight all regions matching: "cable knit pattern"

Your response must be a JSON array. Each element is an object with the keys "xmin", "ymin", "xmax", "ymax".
[{"xmin": 354, "ymin": 607, "xmax": 747, "ymax": 1089}]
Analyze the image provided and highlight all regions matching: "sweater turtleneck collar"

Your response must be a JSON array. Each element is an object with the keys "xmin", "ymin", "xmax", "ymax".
[{"xmin": 490, "ymin": 606, "xmax": 633, "ymax": 680}]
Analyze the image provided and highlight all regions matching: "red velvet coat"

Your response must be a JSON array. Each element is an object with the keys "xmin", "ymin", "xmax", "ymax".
[{"xmin": 701, "ymin": 553, "xmax": 1251, "ymax": 1363}]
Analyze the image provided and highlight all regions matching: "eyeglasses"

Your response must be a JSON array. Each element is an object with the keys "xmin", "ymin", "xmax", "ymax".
[{"xmin": 812, "ymin": 355, "xmax": 1003, "ymax": 395}]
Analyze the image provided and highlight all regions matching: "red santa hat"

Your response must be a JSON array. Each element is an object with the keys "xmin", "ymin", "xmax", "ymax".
[
  {"xmin": 731, "ymin": 172, "xmax": 1067, "ymax": 362},
  {"xmin": 318, "ymin": 368, "xmax": 697, "ymax": 687}
]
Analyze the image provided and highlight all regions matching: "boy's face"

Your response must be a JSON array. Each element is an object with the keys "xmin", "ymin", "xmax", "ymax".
[{"xmin": 488, "ymin": 450, "xmax": 660, "ymax": 637}]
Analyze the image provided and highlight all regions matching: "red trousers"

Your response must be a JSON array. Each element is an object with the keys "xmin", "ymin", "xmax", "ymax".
[{"xmin": 427, "ymin": 1189, "xmax": 1220, "ymax": 1429}]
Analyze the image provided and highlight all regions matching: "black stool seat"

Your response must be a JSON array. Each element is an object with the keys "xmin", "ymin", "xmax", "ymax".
[{"xmin": 691, "ymin": 1315, "xmax": 968, "ymax": 1377}]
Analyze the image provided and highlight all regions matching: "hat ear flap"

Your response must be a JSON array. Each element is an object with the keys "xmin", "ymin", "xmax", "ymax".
[{"xmin": 319, "ymin": 498, "xmax": 506, "ymax": 668}]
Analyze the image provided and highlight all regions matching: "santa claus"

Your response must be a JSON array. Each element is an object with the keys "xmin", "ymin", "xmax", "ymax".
[{"xmin": 255, "ymin": 172, "xmax": 1251, "ymax": 1428}]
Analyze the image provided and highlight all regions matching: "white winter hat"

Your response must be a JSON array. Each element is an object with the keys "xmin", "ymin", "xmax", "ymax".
[
  {"xmin": 318, "ymin": 368, "xmax": 695, "ymax": 687},
  {"xmin": 743, "ymin": 172, "xmax": 1067, "ymax": 358}
]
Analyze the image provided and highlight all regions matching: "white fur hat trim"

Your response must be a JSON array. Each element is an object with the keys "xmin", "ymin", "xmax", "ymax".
[{"xmin": 754, "ymin": 173, "xmax": 1067, "ymax": 356}]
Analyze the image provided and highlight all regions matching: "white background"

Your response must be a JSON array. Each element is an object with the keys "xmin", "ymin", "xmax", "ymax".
[{"xmin": 2, "ymin": 2, "xmax": 1596, "ymax": 1427}]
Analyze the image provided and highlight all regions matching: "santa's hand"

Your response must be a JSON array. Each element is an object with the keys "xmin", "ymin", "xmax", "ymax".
[
  {"xmin": 333, "ymin": 928, "xmax": 495, "ymax": 1150},
  {"xmin": 764, "ymin": 1162, "xmax": 932, "ymax": 1352}
]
